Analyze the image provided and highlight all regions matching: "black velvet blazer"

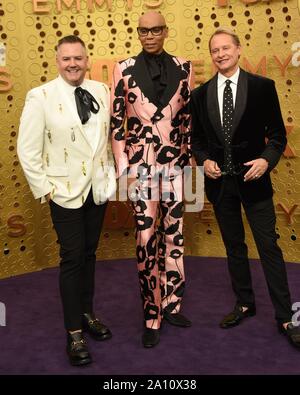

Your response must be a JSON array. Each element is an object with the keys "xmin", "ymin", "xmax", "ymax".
[{"xmin": 191, "ymin": 69, "xmax": 287, "ymax": 205}]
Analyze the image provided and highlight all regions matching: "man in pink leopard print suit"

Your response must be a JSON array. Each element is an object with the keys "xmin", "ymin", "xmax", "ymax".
[{"xmin": 111, "ymin": 11, "xmax": 193, "ymax": 348}]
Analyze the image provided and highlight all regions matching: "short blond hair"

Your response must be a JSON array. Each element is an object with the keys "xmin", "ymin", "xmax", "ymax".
[{"xmin": 209, "ymin": 27, "xmax": 241, "ymax": 52}]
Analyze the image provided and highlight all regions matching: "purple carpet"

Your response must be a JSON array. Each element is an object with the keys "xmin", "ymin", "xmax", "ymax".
[{"xmin": 0, "ymin": 257, "xmax": 300, "ymax": 375}]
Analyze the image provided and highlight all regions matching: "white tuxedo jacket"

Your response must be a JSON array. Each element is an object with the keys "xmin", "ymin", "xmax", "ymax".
[{"xmin": 17, "ymin": 76, "xmax": 116, "ymax": 208}]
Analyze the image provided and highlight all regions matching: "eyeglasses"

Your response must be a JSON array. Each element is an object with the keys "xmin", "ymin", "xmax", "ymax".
[{"xmin": 137, "ymin": 25, "xmax": 166, "ymax": 37}]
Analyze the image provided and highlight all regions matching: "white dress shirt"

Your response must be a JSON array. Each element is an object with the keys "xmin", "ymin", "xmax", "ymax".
[
  {"xmin": 58, "ymin": 75, "xmax": 99, "ymax": 156},
  {"xmin": 217, "ymin": 67, "xmax": 240, "ymax": 125}
]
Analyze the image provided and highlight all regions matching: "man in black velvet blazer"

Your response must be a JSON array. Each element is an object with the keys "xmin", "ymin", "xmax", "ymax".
[{"xmin": 191, "ymin": 27, "xmax": 300, "ymax": 348}]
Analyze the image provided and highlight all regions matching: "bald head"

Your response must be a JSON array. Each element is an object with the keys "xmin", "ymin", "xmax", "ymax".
[
  {"xmin": 138, "ymin": 11, "xmax": 166, "ymax": 27},
  {"xmin": 137, "ymin": 11, "xmax": 168, "ymax": 55}
]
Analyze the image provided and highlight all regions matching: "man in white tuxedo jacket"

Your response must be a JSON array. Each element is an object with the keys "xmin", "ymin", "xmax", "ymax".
[{"xmin": 17, "ymin": 35, "xmax": 116, "ymax": 366}]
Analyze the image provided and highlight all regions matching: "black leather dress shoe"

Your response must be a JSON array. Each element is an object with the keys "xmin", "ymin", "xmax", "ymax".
[
  {"xmin": 220, "ymin": 305, "xmax": 256, "ymax": 329},
  {"xmin": 278, "ymin": 322, "xmax": 300, "ymax": 348},
  {"xmin": 164, "ymin": 311, "xmax": 192, "ymax": 327},
  {"xmin": 82, "ymin": 313, "xmax": 112, "ymax": 341},
  {"xmin": 142, "ymin": 328, "xmax": 160, "ymax": 348},
  {"xmin": 66, "ymin": 332, "xmax": 92, "ymax": 366}
]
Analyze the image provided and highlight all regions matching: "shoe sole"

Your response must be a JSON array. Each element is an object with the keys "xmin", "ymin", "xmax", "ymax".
[
  {"xmin": 220, "ymin": 321, "xmax": 240, "ymax": 329},
  {"xmin": 69, "ymin": 357, "xmax": 92, "ymax": 366},
  {"xmin": 164, "ymin": 318, "xmax": 192, "ymax": 327},
  {"xmin": 87, "ymin": 332, "xmax": 112, "ymax": 341},
  {"xmin": 165, "ymin": 322, "xmax": 192, "ymax": 327},
  {"xmin": 143, "ymin": 340, "xmax": 160, "ymax": 348},
  {"xmin": 143, "ymin": 344, "xmax": 159, "ymax": 348}
]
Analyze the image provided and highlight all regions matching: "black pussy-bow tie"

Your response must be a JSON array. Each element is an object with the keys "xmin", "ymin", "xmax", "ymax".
[{"xmin": 74, "ymin": 86, "xmax": 100, "ymax": 125}]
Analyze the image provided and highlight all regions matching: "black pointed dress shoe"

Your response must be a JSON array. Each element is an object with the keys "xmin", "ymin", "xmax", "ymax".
[
  {"xmin": 82, "ymin": 313, "xmax": 112, "ymax": 341},
  {"xmin": 67, "ymin": 331, "xmax": 92, "ymax": 366},
  {"xmin": 142, "ymin": 328, "xmax": 160, "ymax": 348},
  {"xmin": 278, "ymin": 322, "xmax": 300, "ymax": 348},
  {"xmin": 163, "ymin": 311, "xmax": 192, "ymax": 327},
  {"xmin": 220, "ymin": 305, "xmax": 256, "ymax": 329}
]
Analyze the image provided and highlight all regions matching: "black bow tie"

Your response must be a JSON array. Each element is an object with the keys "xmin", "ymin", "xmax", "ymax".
[
  {"xmin": 74, "ymin": 87, "xmax": 100, "ymax": 124},
  {"xmin": 145, "ymin": 53, "xmax": 167, "ymax": 86}
]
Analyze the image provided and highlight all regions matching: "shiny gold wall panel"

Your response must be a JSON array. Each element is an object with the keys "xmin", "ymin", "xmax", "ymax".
[{"xmin": 0, "ymin": 0, "xmax": 299, "ymax": 278}]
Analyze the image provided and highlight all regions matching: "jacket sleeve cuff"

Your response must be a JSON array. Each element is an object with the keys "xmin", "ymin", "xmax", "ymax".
[{"xmin": 260, "ymin": 151, "xmax": 278, "ymax": 171}]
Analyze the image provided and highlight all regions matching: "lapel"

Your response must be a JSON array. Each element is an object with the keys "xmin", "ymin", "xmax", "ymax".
[
  {"xmin": 94, "ymin": 105, "xmax": 101, "ymax": 155},
  {"xmin": 232, "ymin": 69, "xmax": 247, "ymax": 135},
  {"xmin": 159, "ymin": 54, "xmax": 182, "ymax": 108},
  {"xmin": 83, "ymin": 81, "xmax": 102, "ymax": 155},
  {"xmin": 207, "ymin": 74, "xmax": 224, "ymax": 144},
  {"xmin": 130, "ymin": 52, "xmax": 182, "ymax": 109},
  {"xmin": 206, "ymin": 69, "xmax": 248, "ymax": 144},
  {"xmin": 131, "ymin": 52, "xmax": 157, "ymax": 107}
]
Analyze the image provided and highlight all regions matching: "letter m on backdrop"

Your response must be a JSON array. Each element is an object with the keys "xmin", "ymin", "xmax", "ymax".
[{"xmin": 0, "ymin": 302, "xmax": 6, "ymax": 326}]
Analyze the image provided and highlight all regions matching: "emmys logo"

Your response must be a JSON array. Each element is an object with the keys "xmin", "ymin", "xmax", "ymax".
[
  {"xmin": 0, "ymin": 302, "xmax": 6, "ymax": 326},
  {"xmin": 292, "ymin": 302, "xmax": 300, "ymax": 327}
]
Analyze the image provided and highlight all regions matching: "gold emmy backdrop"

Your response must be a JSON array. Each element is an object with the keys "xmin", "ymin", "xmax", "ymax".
[{"xmin": 0, "ymin": 0, "xmax": 299, "ymax": 278}]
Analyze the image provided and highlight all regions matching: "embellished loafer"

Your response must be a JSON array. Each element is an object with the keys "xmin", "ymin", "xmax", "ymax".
[
  {"xmin": 66, "ymin": 331, "xmax": 92, "ymax": 366},
  {"xmin": 82, "ymin": 313, "xmax": 112, "ymax": 341}
]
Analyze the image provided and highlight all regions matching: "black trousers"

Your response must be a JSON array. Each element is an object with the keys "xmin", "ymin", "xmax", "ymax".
[
  {"xmin": 213, "ymin": 177, "xmax": 292, "ymax": 324},
  {"xmin": 49, "ymin": 189, "xmax": 107, "ymax": 331}
]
